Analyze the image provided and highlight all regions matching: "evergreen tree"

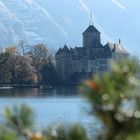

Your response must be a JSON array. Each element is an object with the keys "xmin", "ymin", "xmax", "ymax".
[
  {"xmin": 0, "ymin": 52, "xmax": 12, "ymax": 84},
  {"xmin": 40, "ymin": 61, "xmax": 57, "ymax": 85},
  {"xmin": 81, "ymin": 57, "xmax": 140, "ymax": 140}
]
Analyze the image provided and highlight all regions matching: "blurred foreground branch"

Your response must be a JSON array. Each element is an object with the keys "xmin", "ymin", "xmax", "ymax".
[{"xmin": 81, "ymin": 57, "xmax": 140, "ymax": 140}]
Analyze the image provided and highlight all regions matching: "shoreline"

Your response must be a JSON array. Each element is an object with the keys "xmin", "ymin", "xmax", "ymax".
[{"xmin": 0, "ymin": 84, "xmax": 79, "ymax": 89}]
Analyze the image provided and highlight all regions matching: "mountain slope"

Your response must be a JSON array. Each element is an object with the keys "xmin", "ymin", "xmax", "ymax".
[{"xmin": 0, "ymin": 0, "xmax": 67, "ymax": 47}]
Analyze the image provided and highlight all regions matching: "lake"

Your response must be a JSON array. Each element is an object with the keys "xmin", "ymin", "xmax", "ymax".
[{"xmin": 0, "ymin": 87, "xmax": 102, "ymax": 137}]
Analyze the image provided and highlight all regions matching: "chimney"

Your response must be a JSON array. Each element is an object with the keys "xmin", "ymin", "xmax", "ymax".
[
  {"xmin": 119, "ymin": 39, "xmax": 121, "ymax": 44},
  {"xmin": 114, "ymin": 44, "xmax": 116, "ymax": 52}
]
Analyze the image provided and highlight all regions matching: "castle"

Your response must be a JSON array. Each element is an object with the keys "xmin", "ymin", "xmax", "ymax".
[{"xmin": 55, "ymin": 25, "xmax": 128, "ymax": 82}]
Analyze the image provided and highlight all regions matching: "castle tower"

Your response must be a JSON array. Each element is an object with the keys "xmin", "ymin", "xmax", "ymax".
[
  {"xmin": 83, "ymin": 25, "xmax": 101, "ymax": 48},
  {"xmin": 55, "ymin": 44, "xmax": 72, "ymax": 81}
]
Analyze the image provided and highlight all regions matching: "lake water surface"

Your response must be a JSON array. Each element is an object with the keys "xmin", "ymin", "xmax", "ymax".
[{"xmin": 0, "ymin": 87, "xmax": 102, "ymax": 137}]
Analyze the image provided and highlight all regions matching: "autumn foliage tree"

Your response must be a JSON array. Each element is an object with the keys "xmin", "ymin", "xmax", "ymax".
[
  {"xmin": 0, "ymin": 43, "xmax": 56, "ymax": 85},
  {"xmin": 29, "ymin": 44, "xmax": 55, "ymax": 84},
  {"xmin": 11, "ymin": 55, "xmax": 37, "ymax": 84}
]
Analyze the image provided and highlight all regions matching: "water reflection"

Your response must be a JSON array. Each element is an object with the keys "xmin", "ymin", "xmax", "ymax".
[
  {"xmin": 0, "ymin": 86, "xmax": 78, "ymax": 97},
  {"xmin": 0, "ymin": 86, "xmax": 102, "ymax": 138}
]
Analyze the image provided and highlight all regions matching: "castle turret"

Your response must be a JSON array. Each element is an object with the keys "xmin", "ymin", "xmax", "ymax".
[
  {"xmin": 62, "ymin": 45, "xmax": 70, "ymax": 53},
  {"xmin": 55, "ymin": 44, "xmax": 72, "ymax": 81},
  {"xmin": 56, "ymin": 48, "xmax": 62, "ymax": 55},
  {"xmin": 83, "ymin": 25, "xmax": 101, "ymax": 48}
]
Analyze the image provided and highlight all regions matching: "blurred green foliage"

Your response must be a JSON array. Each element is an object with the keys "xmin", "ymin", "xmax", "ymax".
[
  {"xmin": 46, "ymin": 124, "xmax": 89, "ymax": 140},
  {"xmin": 81, "ymin": 57, "xmax": 140, "ymax": 140},
  {"xmin": 0, "ymin": 105, "xmax": 89, "ymax": 140}
]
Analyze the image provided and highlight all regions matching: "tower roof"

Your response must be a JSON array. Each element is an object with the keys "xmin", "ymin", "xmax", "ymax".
[
  {"xmin": 83, "ymin": 25, "xmax": 100, "ymax": 34},
  {"xmin": 62, "ymin": 45, "xmax": 70, "ymax": 53},
  {"xmin": 56, "ymin": 48, "xmax": 62, "ymax": 55}
]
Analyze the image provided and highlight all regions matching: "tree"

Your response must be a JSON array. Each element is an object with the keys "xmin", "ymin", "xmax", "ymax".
[
  {"xmin": 40, "ymin": 60, "xmax": 57, "ymax": 85},
  {"xmin": 0, "ymin": 52, "xmax": 12, "ymax": 84},
  {"xmin": 11, "ymin": 55, "xmax": 37, "ymax": 84},
  {"xmin": 0, "ymin": 105, "xmax": 89, "ymax": 140},
  {"xmin": 5, "ymin": 47, "xmax": 16, "ymax": 55},
  {"xmin": 29, "ymin": 44, "xmax": 53, "ymax": 84},
  {"xmin": 16, "ymin": 40, "xmax": 30, "ymax": 56},
  {"xmin": 81, "ymin": 57, "xmax": 140, "ymax": 140}
]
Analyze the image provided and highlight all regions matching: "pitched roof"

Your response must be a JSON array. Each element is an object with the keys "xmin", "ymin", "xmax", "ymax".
[
  {"xmin": 83, "ymin": 25, "xmax": 100, "ymax": 34},
  {"xmin": 62, "ymin": 45, "xmax": 70, "ymax": 53},
  {"xmin": 105, "ymin": 42, "xmax": 127, "ymax": 53},
  {"xmin": 56, "ymin": 48, "xmax": 63, "ymax": 55}
]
